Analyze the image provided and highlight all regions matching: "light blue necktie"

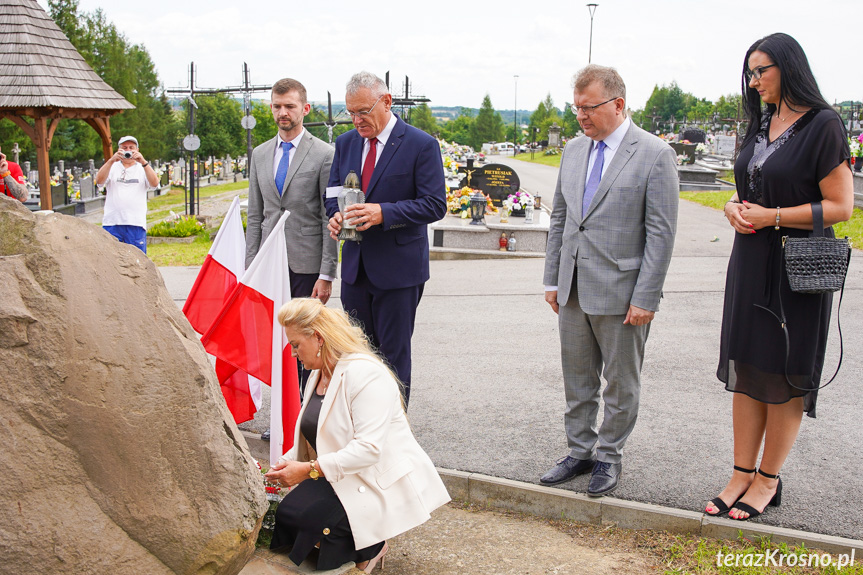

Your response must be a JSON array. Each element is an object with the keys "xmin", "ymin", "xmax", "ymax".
[
  {"xmin": 582, "ymin": 140, "xmax": 606, "ymax": 217},
  {"xmin": 274, "ymin": 141, "xmax": 293, "ymax": 196}
]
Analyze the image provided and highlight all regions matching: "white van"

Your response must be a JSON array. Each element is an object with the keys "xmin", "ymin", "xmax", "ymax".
[{"xmin": 482, "ymin": 142, "xmax": 514, "ymax": 155}]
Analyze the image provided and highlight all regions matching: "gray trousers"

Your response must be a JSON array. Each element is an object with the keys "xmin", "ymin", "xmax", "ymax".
[{"xmin": 559, "ymin": 291, "xmax": 650, "ymax": 464}]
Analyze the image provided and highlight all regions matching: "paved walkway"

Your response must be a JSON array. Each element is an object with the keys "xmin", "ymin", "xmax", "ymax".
[{"xmin": 158, "ymin": 157, "xmax": 863, "ymax": 555}]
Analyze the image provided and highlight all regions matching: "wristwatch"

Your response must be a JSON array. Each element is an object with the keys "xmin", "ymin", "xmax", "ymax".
[{"xmin": 309, "ymin": 460, "xmax": 320, "ymax": 480}]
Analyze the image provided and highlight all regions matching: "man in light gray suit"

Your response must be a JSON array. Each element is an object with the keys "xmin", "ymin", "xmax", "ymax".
[
  {"xmin": 541, "ymin": 65, "xmax": 678, "ymax": 496},
  {"xmin": 246, "ymin": 78, "xmax": 336, "ymax": 438}
]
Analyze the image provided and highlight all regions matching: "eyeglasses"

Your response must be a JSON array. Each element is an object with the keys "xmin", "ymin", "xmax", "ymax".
[
  {"xmin": 745, "ymin": 64, "xmax": 776, "ymax": 82},
  {"xmin": 570, "ymin": 97, "xmax": 620, "ymax": 116},
  {"xmin": 345, "ymin": 95, "xmax": 384, "ymax": 120}
]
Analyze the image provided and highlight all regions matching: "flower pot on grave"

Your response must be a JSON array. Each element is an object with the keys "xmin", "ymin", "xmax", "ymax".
[
  {"xmin": 510, "ymin": 207, "xmax": 526, "ymax": 217},
  {"xmin": 855, "ymin": 157, "xmax": 863, "ymax": 173}
]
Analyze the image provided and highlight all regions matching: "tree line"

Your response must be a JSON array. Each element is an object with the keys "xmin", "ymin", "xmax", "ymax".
[{"xmin": 0, "ymin": 2, "xmax": 778, "ymax": 163}]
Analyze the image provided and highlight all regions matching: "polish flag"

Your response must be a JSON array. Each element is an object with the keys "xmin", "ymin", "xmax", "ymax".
[
  {"xmin": 201, "ymin": 210, "xmax": 300, "ymax": 464},
  {"xmin": 182, "ymin": 197, "xmax": 262, "ymax": 424}
]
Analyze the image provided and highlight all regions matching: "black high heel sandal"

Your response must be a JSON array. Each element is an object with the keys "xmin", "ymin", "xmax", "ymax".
[
  {"xmin": 730, "ymin": 468, "xmax": 782, "ymax": 521},
  {"xmin": 705, "ymin": 465, "xmax": 756, "ymax": 516}
]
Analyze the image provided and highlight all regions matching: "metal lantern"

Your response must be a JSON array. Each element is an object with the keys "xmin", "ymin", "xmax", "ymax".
[
  {"xmin": 338, "ymin": 170, "xmax": 365, "ymax": 242},
  {"xmin": 469, "ymin": 191, "xmax": 486, "ymax": 225}
]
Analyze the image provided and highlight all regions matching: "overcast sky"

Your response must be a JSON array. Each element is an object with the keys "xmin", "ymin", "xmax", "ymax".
[{"xmin": 37, "ymin": 0, "xmax": 858, "ymax": 113}]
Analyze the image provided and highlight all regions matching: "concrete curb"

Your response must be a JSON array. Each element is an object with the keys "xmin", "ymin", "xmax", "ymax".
[
  {"xmin": 241, "ymin": 431, "xmax": 862, "ymax": 558},
  {"xmin": 435, "ymin": 469, "xmax": 863, "ymax": 558}
]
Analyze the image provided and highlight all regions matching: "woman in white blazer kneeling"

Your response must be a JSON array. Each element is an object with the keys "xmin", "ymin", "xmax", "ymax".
[{"xmin": 264, "ymin": 298, "xmax": 450, "ymax": 572}]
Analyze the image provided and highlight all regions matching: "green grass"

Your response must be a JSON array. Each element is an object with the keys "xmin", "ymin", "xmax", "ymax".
[
  {"xmin": 680, "ymin": 191, "xmax": 863, "ymax": 248},
  {"xmin": 146, "ymin": 181, "xmax": 249, "ymax": 223},
  {"xmin": 147, "ymin": 235, "xmax": 213, "ymax": 266},
  {"xmin": 660, "ymin": 533, "xmax": 863, "ymax": 574},
  {"xmin": 513, "ymin": 151, "xmax": 563, "ymax": 168}
]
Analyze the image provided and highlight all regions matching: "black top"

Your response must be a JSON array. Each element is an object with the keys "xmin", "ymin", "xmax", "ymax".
[
  {"xmin": 716, "ymin": 108, "xmax": 849, "ymax": 417},
  {"xmin": 300, "ymin": 390, "xmax": 325, "ymax": 453}
]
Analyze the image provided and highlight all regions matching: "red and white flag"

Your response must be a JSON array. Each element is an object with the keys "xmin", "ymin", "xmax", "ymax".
[
  {"xmin": 201, "ymin": 210, "xmax": 300, "ymax": 464},
  {"xmin": 182, "ymin": 197, "xmax": 262, "ymax": 424}
]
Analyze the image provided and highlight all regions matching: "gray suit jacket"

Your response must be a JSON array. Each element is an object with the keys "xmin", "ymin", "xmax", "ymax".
[
  {"xmin": 543, "ymin": 122, "xmax": 678, "ymax": 315},
  {"xmin": 245, "ymin": 130, "xmax": 337, "ymax": 277}
]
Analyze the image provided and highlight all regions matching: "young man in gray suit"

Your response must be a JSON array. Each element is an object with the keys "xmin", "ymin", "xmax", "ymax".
[
  {"xmin": 246, "ymin": 77, "xmax": 337, "ymax": 298},
  {"xmin": 541, "ymin": 65, "xmax": 679, "ymax": 496},
  {"xmin": 246, "ymin": 78, "xmax": 337, "ymax": 438}
]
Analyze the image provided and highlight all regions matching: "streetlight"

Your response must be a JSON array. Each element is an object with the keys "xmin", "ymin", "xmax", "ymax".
[
  {"xmin": 513, "ymin": 75, "xmax": 519, "ymax": 152},
  {"xmin": 587, "ymin": 4, "xmax": 598, "ymax": 63}
]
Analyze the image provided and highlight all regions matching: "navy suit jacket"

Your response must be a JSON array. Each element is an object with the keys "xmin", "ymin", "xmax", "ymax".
[{"xmin": 326, "ymin": 115, "xmax": 447, "ymax": 290}]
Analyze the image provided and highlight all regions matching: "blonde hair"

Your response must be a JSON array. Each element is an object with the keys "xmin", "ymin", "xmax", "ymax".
[{"xmin": 277, "ymin": 299, "xmax": 399, "ymax": 389}]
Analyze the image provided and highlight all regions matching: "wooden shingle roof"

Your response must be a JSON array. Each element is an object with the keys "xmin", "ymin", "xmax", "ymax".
[{"xmin": 0, "ymin": 0, "xmax": 134, "ymax": 111}]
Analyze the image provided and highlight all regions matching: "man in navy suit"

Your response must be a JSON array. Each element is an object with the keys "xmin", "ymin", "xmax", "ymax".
[{"xmin": 326, "ymin": 71, "xmax": 446, "ymax": 408}]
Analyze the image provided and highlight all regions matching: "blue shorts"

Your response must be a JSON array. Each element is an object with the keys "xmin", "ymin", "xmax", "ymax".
[{"xmin": 104, "ymin": 225, "xmax": 147, "ymax": 254}]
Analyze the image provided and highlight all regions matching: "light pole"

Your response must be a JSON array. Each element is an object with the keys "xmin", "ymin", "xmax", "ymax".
[
  {"xmin": 587, "ymin": 4, "xmax": 598, "ymax": 63},
  {"xmin": 513, "ymin": 75, "xmax": 519, "ymax": 150}
]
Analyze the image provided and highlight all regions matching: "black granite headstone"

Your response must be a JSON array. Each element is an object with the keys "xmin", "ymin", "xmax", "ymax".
[
  {"xmin": 460, "ymin": 163, "xmax": 520, "ymax": 206},
  {"xmin": 681, "ymin": 127, "xmax": 706, "ymax": 143}
]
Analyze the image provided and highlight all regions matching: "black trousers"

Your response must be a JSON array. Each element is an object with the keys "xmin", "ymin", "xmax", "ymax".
[{"xmin": 271, "ymin": 478, "xmax": 384, "ymax": 569}]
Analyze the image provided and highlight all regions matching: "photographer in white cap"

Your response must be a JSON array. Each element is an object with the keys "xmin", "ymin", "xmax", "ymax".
[{"xmin": 95, "ymin": 135, "xmax": 159, "ymax": 253}]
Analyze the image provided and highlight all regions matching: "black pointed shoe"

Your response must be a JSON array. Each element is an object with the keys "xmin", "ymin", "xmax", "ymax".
[
  {"xmin": 587, "ymin": 461, "xmax": 622, "ymax": 497},
  {"xmin": 539, "ymin": 455, "xmax": 595, "ymax": 486}
]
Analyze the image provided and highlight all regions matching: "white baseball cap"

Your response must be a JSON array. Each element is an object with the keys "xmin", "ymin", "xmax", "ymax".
[{"xmin": 118, "ymin": 135, "xmax": 138, "ymax": 146}]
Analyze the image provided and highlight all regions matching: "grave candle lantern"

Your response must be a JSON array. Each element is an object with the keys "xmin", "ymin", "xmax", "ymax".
[
  {"xmin": 338, "ymin": 170, "xmax": 365, "ymax": 242},
  {"xmin": 469, "ymin": 191, "xmax": 486, "ymax": 225}
]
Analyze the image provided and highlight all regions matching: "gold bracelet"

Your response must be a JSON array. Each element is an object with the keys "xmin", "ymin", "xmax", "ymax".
[
  {"xmin": 774, "ymin": 207, "xmax": 781, "ymax": 230},
  {"xmin": 309, "ymin": 459, "xmax": 320, "ymax": 480},
  {"xmin": 0, "ymin": 171, "xmax": 11, "ymax": 178}
]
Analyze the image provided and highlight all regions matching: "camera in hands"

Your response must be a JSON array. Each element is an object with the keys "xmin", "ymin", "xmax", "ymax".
[{"xmin": 123, "ymin": 151, "xmax": 133, "ymax": 159}]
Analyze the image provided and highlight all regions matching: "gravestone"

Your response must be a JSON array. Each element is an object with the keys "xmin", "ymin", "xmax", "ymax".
[
  {"xmin": 460, "ymin": 163, "xmax": 520, "ymax": 207},
  {"xmin": 715, "ymin": 135, "xmax": 736, "ymax": 157},
  {"xmin": 548, "ymin": 123, "xmax": 562, "ymax": 148},
  {"xmin": 681, "ymin": 127, "xmax": 706, "ymax": 143}
]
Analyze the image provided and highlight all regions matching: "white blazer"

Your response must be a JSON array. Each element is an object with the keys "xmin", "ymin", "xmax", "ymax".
[{"xmin": 280, "ymin": 353, "xmax": 450, "ymax": 549}]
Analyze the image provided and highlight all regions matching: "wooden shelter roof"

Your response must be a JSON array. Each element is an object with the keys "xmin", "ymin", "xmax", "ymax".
[{"xmin": 0, "ymin": 0, "xmax": 133, "ymax": 113}]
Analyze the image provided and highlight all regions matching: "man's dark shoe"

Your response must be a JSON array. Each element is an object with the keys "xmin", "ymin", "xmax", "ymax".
[
  {"xmin": 261, "ymin": 428, "xmax": 270, "ymax": 442},
  {"xmin": 587, "ymin": 461, "xmax": 622, "ymax": 497},
  {"xmin": 540, "ymin": 456, "xmax": 595, "ymax": 486}
]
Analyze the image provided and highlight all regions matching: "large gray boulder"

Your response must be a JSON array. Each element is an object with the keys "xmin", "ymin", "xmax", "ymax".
[{"xmin": 0, "ymin": 197, "xmax": 268, "ymax": 575}]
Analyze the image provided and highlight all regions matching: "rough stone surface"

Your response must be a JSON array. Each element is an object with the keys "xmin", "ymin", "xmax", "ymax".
[{"xmin": 0, "ymin": 197, "xmax": 268, "ymax": 575}]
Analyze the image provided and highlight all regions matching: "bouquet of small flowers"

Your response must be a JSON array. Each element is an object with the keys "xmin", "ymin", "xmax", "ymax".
[
  {"xmin": 695, "ymin": 142, "xmax": 709, "ymax": 154},
  {"xmin": 446, "ymin": 186, "xmax": 475, "ymax": 215},
  {"xmin": 850, "ymin": 136, "xmax": 862, "ymax": 158},
  {"xmin": 505, "ymin": 191, "xmax": 533, "ymax": 212}
]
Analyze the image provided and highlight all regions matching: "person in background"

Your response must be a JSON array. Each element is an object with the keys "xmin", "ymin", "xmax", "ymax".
[
  {"xmin": 0, "ymin": 145, "xmax": 28, "ymax": 202},
  {"xmin": 95, "ymin": 136, "xmax": 159, "ymax": 253}
]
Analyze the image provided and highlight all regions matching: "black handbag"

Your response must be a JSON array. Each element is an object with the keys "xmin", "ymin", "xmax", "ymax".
[
  {"xmin": 755, "ymin": 202, "xmax": 851, "ymax": 391},
  {"xmin": 783, "ymin": 202, "xmax": 851, "ymax": 294}
]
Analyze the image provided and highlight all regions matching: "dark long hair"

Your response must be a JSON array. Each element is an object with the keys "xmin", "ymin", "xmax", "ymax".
[{"xmin": 740, "ymin": 33, "xmax": 834, "ymax": 148}]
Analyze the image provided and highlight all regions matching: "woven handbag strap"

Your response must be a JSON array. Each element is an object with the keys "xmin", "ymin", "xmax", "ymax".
[{"xmin": 811, "ymin": 200, "xmax": 825, "ymax": 237}]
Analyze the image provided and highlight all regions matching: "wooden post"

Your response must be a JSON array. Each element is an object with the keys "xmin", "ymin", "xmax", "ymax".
[
  {"xmin": 84, "ymin": 116, "xmax": 113, "ymax": 160},
  {"xmin": 33, "ymin": 117, "xmax": 51, "ymax": 211}
]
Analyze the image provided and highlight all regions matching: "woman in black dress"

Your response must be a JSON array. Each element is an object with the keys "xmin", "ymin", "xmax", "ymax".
[{"xmin": 707, "ymin": 33, "xmax": 853, "ymax": 521}]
